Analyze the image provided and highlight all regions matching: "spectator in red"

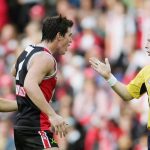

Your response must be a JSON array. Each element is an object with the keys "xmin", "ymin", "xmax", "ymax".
[
  {"xmin": 71, "ymin": 16, "xmax": 104, "ymax": 56},
  {"xmin": 0, "ymin": 0, "xmax": 9, "ymax": 31}
]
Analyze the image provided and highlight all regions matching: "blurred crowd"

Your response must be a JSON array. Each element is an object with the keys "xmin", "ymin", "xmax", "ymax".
[{"xmin": 0, "ymin": 0, "xmax": 150, "ymax": 149}]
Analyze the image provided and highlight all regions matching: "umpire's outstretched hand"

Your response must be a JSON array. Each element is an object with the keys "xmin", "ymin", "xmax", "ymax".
[{"xmin": 89, "ymin": 57, "xmax": 111, "ymax": 80}]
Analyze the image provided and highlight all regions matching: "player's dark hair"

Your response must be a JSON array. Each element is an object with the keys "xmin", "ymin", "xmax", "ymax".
[{"xmin": 41, "ymin": 15, "xmax": 73, "ymax": 42}]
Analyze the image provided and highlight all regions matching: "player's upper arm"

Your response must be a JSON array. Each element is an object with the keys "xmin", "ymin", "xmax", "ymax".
[{"xmin": 24, "ymin": 53, "xmax": 54, "ymax": 86}]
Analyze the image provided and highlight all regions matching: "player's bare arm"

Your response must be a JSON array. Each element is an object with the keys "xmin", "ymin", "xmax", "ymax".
[
  {"xmin": 0, "ymin": 98, "xmax": 18, "ymax": 112},
  {"xmin": 24, "ymin": 52, "xmax": 68, "ymax": 138},
  {"xmin": 11, "ymin": 63, "xmax": 16, "ymax": 77},
  {"xmin": 89, "ymin": 57, "xmax": 133, "ymax": 101},
  {"xmin": 0, "ymin": 64, "xmax": 18, "ymax": 112}
]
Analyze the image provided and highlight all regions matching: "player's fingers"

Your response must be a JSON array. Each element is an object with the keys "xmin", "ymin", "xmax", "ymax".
[
  {"xmin": 50, "ymin": 125, "xmax": 55, "ymax": 132},
  {"xmin": 57, "ymin": 125, "xmax": 63, "ymax": 138},
  {"xmin": 60, "ymin": 126, "xmax": 66, "ymax": 137},
  {"xmin": 62, "ymin": 123, "xmax": 68, "ymax": 137},
  {"xmin": 60, "ymin": 122, "xmax": 68, "ymax": 137},
  {"xmin": 54, "ymin": 125, "xmax": 59, "ymax": 135},
  {"xmin": 59, "ymin": 123, "xmax": 67, "ymax": 138}
]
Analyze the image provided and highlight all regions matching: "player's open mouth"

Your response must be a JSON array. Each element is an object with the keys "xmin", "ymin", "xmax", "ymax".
[{"xmin": 147, "ymin": 51, "xmax": 150, "ymax": 55}]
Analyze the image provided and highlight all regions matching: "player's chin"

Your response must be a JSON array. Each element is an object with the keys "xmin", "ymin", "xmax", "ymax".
[
  {"xmin": 60, "ymin": 50, "xmax": 67, "ymax": 55},
  {"xmin": 62, "ymin": 49, "xmax": 68, "ymax": 55}
]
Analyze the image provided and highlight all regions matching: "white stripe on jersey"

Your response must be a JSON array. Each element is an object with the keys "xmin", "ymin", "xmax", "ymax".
[
  {"xmin": 16, "ymin": 46, "xmax": 34, "ymax": 80},
  {"xmin": 25, "ymin": 45, "xmax": 34, "ymax": 56}
]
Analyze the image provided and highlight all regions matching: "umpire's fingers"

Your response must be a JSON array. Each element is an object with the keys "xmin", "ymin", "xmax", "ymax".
[{"xmin": 105, "ymin": 58, "xmax": 110, "ymax": 68}]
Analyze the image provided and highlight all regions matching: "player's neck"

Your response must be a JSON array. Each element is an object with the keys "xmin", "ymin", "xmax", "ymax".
[{"xmin": 37, "ymin": 41, "xmax": 56, "ymax": 54}]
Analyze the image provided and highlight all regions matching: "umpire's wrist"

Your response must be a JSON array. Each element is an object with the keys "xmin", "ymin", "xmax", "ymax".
[{"xmin": 106, "ymin": 74, "xmax": 117, "ymax": 87}]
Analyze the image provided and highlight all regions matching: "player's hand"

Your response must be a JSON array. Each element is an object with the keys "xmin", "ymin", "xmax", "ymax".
[
  {"xmin": 89, "ymin": 57, "xmax": 111, "ymax": 80},
  {"xmin": 49, "ymin": 114, "xmax": 68, "ymax": 138}
]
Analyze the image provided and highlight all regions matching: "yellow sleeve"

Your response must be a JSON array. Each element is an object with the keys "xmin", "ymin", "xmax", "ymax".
[
  {"xmin": 127, "ymin": 67, "xmax": 147, "ymax": 99},
  {"xmin": 126, "ymin": 65, "xmax": 150, "ymax": 129}
]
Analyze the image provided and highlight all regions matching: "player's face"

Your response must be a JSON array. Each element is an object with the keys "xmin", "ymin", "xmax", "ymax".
[
  {"xmin": 58, "ymin": 28, "xmax": 72, "ymax": 55},
  {"xmin": 145, "ymin": 35, "xmax": 150, "ymax": 56}
]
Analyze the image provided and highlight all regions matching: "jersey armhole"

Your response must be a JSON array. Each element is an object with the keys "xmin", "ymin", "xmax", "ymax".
[{"xmin": 27, "ymin": 52, "xmax": 57, "ymax": 77}]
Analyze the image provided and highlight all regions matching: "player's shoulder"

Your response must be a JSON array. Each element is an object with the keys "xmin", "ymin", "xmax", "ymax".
[
  {"xmin": 29, "ymin": 52, "xmax": 55, "ymax": 72},
  {"xmin": 139, "ymin": 65, "xmax": 150, "ymax": 74},
  {"xmin": 33, "ymin": 51, "xmax": 55, "ymax": 65}
]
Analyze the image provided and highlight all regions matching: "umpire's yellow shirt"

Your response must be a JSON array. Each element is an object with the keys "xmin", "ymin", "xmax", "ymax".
[{"xmin": 127, "ymin": 65, "xmax": 150, "ymax": 128}]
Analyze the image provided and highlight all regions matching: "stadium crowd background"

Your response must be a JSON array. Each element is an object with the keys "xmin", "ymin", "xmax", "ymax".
[{"xmin": 0, "ymin": 0, "xmax": 150, "ymax": 149}]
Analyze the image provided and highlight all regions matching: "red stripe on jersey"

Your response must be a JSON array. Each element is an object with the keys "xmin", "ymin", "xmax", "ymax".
[
  {"xmin": 38, "ymin": 131, "xmax": 51, "ymax": 148},
  {"xmin": 40, "ymin": 113, "xmax": 50, "ymax": 130},
  {"xmin": 40, "ymin": 77, "xmax": 57, "ymax": 102},
  {"xmin": 39, "ymin": 76, "xmax": 57, "ymax": 130},
  {"xmin": 43, "ymin": 48, "xmax": 52, "ymax": 54}
]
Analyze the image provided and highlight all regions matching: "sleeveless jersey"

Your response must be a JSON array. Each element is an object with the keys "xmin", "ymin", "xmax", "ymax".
[{"xmin": 14, "ymin": 45, "xmax": 57, "ymax": 130}]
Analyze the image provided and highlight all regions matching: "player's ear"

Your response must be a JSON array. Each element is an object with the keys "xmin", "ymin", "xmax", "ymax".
[{"xmin": 56, "ymin": 32, "xmax": 63, "ymax": 41}]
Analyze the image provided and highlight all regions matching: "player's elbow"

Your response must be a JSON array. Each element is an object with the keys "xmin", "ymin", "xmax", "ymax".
[
  {"xmin": 122, "ymin": 94, "xmax": 133, "ymax": 101},
  {"xmin": 10, "ymin": 101, "xmax": 18, "ymax": 112},
  {"xmin": 123, "ymin": 97, "xmax": 132, "ymax": 102}
]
